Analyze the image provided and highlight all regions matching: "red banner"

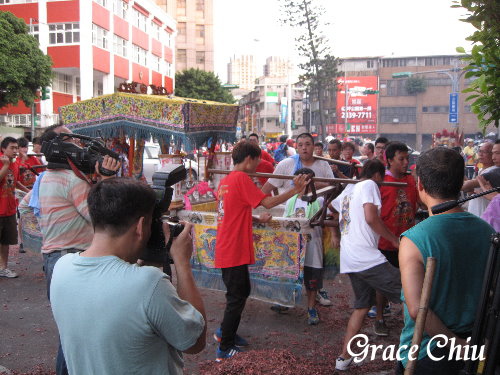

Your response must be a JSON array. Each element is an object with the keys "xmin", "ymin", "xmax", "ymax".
[{"xmin": 335, "ymin": 76, "xmax": 378, "ymax": 134}]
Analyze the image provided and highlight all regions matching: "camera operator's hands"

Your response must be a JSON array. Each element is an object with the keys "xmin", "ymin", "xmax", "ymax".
[
  {"xmin": 96, "ymin": 155, "xmax": 121, "ymax": 180},
  {"xmin": 165, "ymin": 222, "xmax": 193, "ymax": 267}
]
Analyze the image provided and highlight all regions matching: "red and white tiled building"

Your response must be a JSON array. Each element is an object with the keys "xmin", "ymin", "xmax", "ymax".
[{"xmin": 0, "ymin": 0, "xmax": 176, "ymax": 129}]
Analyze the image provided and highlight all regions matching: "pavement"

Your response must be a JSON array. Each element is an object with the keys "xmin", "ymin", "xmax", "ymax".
[{"xmin": 1, "ymin": 245, "xmax": 402, "ymax": 374}]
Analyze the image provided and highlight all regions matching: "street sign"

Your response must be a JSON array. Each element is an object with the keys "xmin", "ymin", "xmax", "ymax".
[{"xmin": 449, "ymin": 93, "xmax": 458, "ymax": 124}]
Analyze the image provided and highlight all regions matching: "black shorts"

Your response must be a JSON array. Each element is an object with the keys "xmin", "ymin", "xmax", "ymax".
[
  {"xmin": 0, "ymin": 214, "xmax": 18, "ymax": 245},
  {"xmin": 303, "ymin": 266, "xmax": 323, "ymax": 291},
  {"xmin": 348, "ymin": 262, "xmax": 401, "ymax": 309},
  {"xmin": 380, "ymin": 249, "xmax": 400, "ymax": 268}
]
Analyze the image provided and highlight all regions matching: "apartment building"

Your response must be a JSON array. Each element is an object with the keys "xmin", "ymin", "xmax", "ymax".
[
  {"xmin": 0, "ymin": 0, "xmax": 176, "ymax": 132},
  {"xmin": 156, "ymin": 0, "xmax": 213, "ymax": 72},
  {"xmin": 227, "ymin": 55, "xmax": 257, "ymax": 91}
]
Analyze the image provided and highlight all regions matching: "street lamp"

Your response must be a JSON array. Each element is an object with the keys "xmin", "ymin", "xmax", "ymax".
[{"xmin": 392, "ymin": 61, "xmax": 467, "ymax": 149}]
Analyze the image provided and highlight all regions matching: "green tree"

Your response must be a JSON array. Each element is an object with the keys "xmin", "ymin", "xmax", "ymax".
[
  {"xmin": 405, "ymin": 76, "xmax": 427, "ymax": 95},
  {"xmin": 453, "ymin": 0, "xmax": 500, "ymax": 131},
  {"xmin": 175, "ymin": 68, "xmax": 234, "ymax": 104},
  {"xmin": 0, "ymin": 11, "xmax": 53, "ymax": 108},
  {"xmin": 280, "ymin": 0, "xmax": 340, "ymax": 138}
]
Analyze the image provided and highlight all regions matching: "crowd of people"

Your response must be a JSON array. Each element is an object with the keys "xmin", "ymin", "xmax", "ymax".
[{"xmin": 0, "ymin": 127, "xmax": 498, "ymax": 374}]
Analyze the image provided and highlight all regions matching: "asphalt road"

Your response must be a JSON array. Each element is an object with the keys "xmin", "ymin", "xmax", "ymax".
[{"xmin": 1, "ymin": 246, "xmax": 401, "ymax": 375}]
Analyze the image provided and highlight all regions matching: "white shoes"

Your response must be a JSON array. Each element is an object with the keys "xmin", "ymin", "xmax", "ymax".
[
  {"xmin": 335, "ymin": 356, "xmax": 363, "ymax": 371},
  {"xmin": 315, "ymin": 290, "xmax": 333, "ymax": 306},
  {"xmin": 0, "ymin": 268, "xmax": 18, "ymax": 278}
]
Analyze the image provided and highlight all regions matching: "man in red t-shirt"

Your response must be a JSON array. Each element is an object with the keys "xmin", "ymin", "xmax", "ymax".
[
  {"xmin": 248, "ymin": 133, "xmax": 275, "ymax": 165},
  {"xmin": 0, "ymin": 137, "xmax": 21, "ymax": 278},
  {"xmin": 214, "ymin": 140, "xmax": 309, "ymax": 362},
  {"xmin": 372, "ymin": 141, "xmax": 418, "ymax": 333},
  {"xmin": 248, "ymin": 133, "xmax": 275, "ymax": 187},
  {"xmin": 15, "ymin": 137, "xmax": 40, "ymax": 189}
]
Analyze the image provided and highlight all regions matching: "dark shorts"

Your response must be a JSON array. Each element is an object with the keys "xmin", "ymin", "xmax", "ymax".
[
  {"xmin": 304, "ymin": 266, "xmax": 323, "ymax": 291},
  {"xmin": 347, "ymin": 262, "xmax": 401, "ymax": 309},
  {"xmin": 0, "ymin": 214, "xmax": 18, "ymax": 245},
  {"xmin": 380, "ymin": 249, "xmax": 400, "ymax": 268}
]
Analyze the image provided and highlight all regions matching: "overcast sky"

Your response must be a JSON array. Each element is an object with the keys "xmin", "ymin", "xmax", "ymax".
[{"xmin": 213, "ymin": 0, "xmax": 475, "ymax": 82}]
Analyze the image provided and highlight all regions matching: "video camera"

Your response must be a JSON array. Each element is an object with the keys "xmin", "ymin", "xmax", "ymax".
[
  {"xmin": 41, "ymin": 133, "xmax": 119, "ymax": 176},
  {"xmin": 142, "ymin": 164, "xmax": 187, "ymax": 276}
]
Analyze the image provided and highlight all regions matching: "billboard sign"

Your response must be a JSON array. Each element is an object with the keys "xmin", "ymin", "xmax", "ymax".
[{"xmin": 336, "ymin": 76, "xmax": 378, "ymax": 134}]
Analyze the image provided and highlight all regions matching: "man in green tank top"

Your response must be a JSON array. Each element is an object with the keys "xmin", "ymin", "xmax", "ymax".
[{"xmin": 397, "ymin": 147, "xmax": 494, "ymax": 374}]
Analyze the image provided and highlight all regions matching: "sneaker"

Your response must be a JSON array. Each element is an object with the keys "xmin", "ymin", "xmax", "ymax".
[
  {"xmin": 213, "ymin": 328, "xmax": 249, "ymax": 347},
  {"xmin": 373, "ymin": 320, "xmax": 389, "ymax": 336},
  {"xmin": 215, "ymin": 345, "xmax": 242, "ymax": 362},
  {"xmin": 270, "ymin": 304, "xmax": 289, "ymax": 313},
  {"xmin": 0, "ymin": 268, "xmax": 18, "ymax": 278},
  {"xmin": 307, "ymin": 308, "xmax": 319, "ymax": 325},
  {"xmin": 335, "ymin": 356, "xmax": 363, "ymax": 371},
  {"xmin": 316, "ymin": 290, "xmax": 333, "ymax": 306},
  {"xmin": 367, "ymin": 304, "xmax": 391, "ymax": 318}
]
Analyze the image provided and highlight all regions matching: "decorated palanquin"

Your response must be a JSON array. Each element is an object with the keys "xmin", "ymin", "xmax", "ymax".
[{"xmin": 177, "ymin": 207, "xmax": 340, "ymax": 307}]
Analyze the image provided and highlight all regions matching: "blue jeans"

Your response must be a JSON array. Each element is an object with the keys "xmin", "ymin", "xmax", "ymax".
[{"xmin": 43, "ymin": 250, "xmax": 79, "ymax": 375}]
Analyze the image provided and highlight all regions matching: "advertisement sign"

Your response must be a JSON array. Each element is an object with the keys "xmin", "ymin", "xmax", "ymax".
[
  {"xmin": 280, "ymin": 97, "xmax": 287, "ymax": 124},
  {"xmin": 336, "ymin": 76, "xmax": 378, "ymax": 134},
  {"xmin": 265, "ymin": 92, "xmax": 279, "ymax": 103}
]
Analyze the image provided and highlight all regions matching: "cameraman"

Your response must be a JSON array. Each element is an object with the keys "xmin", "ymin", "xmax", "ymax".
[
  {"xmin": 18, "ymin": 128, "xmax": 120, "ymax": 375},
  {"xmin": 50, "ymin": 178, "xmax": 206, "ymax": 374}
]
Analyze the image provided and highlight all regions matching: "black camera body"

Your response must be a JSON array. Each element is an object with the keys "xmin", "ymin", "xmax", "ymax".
[
  {"xmin": 41, "ymin": 133, "xmax": 119, "ymax": 176},
  {"xmin": 142, "ymin": 165, "xmax": 187, "ymax": 275}
]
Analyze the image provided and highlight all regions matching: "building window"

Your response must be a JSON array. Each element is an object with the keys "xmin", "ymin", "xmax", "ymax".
[
  {"xmin": 367, "ymin": 60, "xmax": 374, "ymax": 68},
  {"xmin": 94, "ymin": 0, "xmax": 107, "ymax": 7},
  {"xmin": 29, "ymin": 24, "xmax": 39, "ymax": 43},
  {"xmin": 75, "ymin": 77, "xmax": 80, "ymax": 96},
  {"xmin": 165, "ymin": 62, "xmax": 172, "ymax": 77},
  {"xmin": 177, "ymin": 22, "xmax": 186, "ymax": 42},
  {"xmin": 177, "ymin": 0, "xmax": 186, "ymax": 16},
  {"xmin": 112, "ymin": 0, "xmax": 127, "ymax": 19},
  {"xmin": 177, "ymin": 49, "xmax": 186, "ymax": 65},
  {"xmin": 425, "ymin": 77, "xmax": 452, "ymax": 86},
  {"xmin": 383, "ymin": 79, "xmax": 412, "ymax": 97},
  {"xmin": 196, "ymin": 51, "xmax": 205, "ymax": 64},
  {"xmin": 151, "ymin": 55, "xmax": 161, "ymax": 72},
  {"xmin": 113, "ymin": 34, "xmax": 127, "ymax": 57},
  {"xmin": 132, "ymin": 8, "xmax": 148, "ymax": 32},
  {"xmin": 92, "ymin": 24, "xmax": 108, "ymax": 49},
  {"xmin": 380, "ymin": 107, "xmax": 416, "ymax": 123},
  {"xmin": 151, "ymin": 21, "xmax": 161, "ymax": 40},
  {"xmin": 196, "ymin": 0, "xmax": 205, "ymax": 16},
  {"xmin": 49, "ymin": 23, "xmax": 80, "ymax": 45},
  {"xmin": 133, "ymin": 44, "xmax": 147, "ymax": 66},
  {"xmin": 195, "ymin": 24, "xmax": 205, "ymax": 44},
  {"xmin": 93, "ymin": 81, "xmax": 103, "ymax": 96},
  {"xmin": 53, "ymin": 73, "xmax": 73, "ymax": 94},
  {"xmin": 382, "ymin": 58, "xmax": 408, "ymax": 68},
  {"xmin": 422, "ymin": 106, "xmax": 449, "ymax": 113}
]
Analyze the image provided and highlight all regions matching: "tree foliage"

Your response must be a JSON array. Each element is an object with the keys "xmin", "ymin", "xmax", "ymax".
[
  {"xmin": 405, "ymin": 76, "xmax": 427, "ymax": 95},
  {"xmin": 0, "ymin": 12, "xmax": 53, "ymax": 108},
  {"xmin": 175, "ymin": 68, "xmax": 234, "ymax": 104},
  {"xmin": 279, "ymin": 0, "xmax": 340, "ymax": 137},
  {"xmin": 453, "ymin": 0, "xmax": 500, "ymax": 131}
]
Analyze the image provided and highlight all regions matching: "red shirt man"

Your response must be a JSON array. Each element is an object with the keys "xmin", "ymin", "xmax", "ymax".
[
  {"xmin": 214, "ymin": 140, "xmax": 309, "ymax": 361},
  {"xmin": 377, "ymin": 142, "xmax": 418, "ymax": 267}
]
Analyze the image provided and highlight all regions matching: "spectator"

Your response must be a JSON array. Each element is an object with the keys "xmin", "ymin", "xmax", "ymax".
[
  {"xmin": 273, "ymin": 134, "xmax": 289, "ymax": 163},
  {"xmin": 248, "ymin": 133, "xmax": 275, "ymax": 187},
  {"xmin": 327, "ymin": 139, "xmax": 351, "ymax": 179},
  {"xmin": 462, "ymin": 141, "xmax": 496, "ymax": 217},
  {"xmin": 362, "ymin": 143, "xmax": 375, "ymax": 165},
  {"xmin": 479, "ymin": 139, "xmax": 500, "ymax": 231},
  {"xmin": 286, "ymin": 138, "xmax": 297, "ymax": 156},
  {"xmin": 314, "ymin": 142, "xmax": 324, "ymax": 157},
  {"xmin": 374, "ymin": 137, "xmax": 389, "ymax": 164},
  {"xmin": 0, "ymin": 137, "xmax": 21, "ymax": 278},
  {"xmin": 342, "ymin": 142, "xmax": 362, "ymax": 178},
  {"xmin": 397, "ymin": 147, "xmax": 494, "ymax": 374},
  {"xmin": 50, "ymin": 178, "xmax": 206, "ymax": 374},
  {"xmin": 332, "ymin": 160, "xmax": 401, "ymax": 371},
  {"xmin": 32, "ymin": 137, "xmax": 46, "ymax": 165},
  {"xmin": 15, "ymin": 137, "xmax": 40, "ymax": 189},
  {"xmin": 463, "ymin": 139, "xmax": 477, "ymax": 179},
  {"xmin": 214, "ymin": 140, "xmax": 309, "ymax": 361}
]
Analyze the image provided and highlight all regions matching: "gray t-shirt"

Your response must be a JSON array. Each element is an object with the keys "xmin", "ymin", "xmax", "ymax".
[
  {"xmin": 51, "ymin": 254, "xmax": 204, "ymax": 375},
  {"xmin": 267, "ymin": 158, "xmax": 335, "ymax": 194}
]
